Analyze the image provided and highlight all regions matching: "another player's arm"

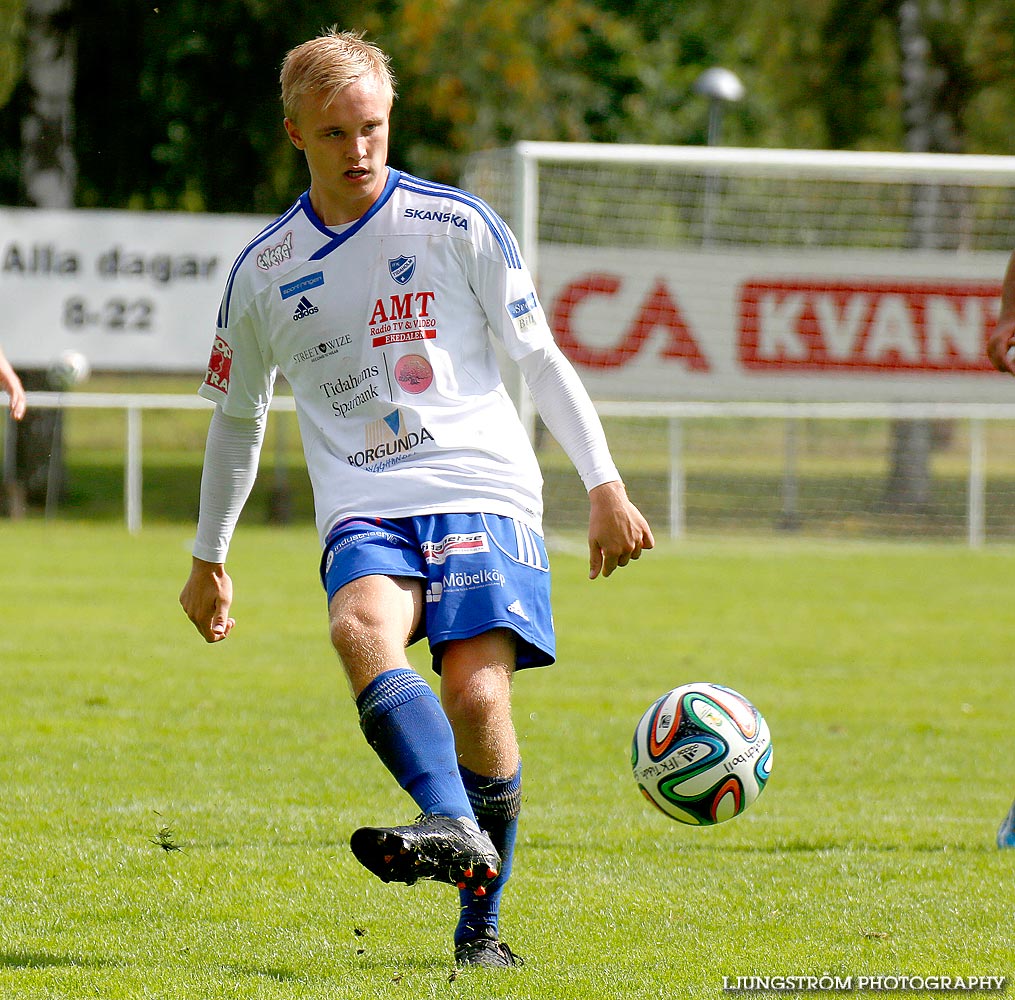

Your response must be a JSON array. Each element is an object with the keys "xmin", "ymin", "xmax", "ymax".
[
  {"xmin": 0, "ymin": 347, "xmax": 26, "ymax": 420},
  {"xmin": 987, "ymin": 250, "xmax": 1015, "ymax": 375},
  {"xmin": 517, "ymin": 343, "xmax": 654, "ymax": 579},
  {"xmin": 180, "ymin": 407, "xmax": 266, "ymax": 642}
]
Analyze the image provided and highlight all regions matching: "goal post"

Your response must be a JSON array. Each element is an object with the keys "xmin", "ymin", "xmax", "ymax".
[{"xmin": 461, "ymin": 143, "xmax": 1015, "ymax": 543}]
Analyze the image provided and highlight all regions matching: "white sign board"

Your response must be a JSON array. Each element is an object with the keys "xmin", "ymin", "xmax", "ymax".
[
  {"xmin": 0, "ymin": 207, "xmax": 270, "ymax": 372},
  {"xmin": 1, "ymin": 208, "xmax": 1009, "ymax": 402},
  {"xmin": 538, "ymin": 244, "xmax": 1009, "ymax": 403}
]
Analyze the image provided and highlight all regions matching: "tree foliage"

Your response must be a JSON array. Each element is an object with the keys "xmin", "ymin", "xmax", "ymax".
[
  {"xmin": 0, "ymin": 0, "xmax": 23, "ymax": 110},
  {"xmin": 382, "ymin": 0, "xmax": 643, "ymax": 180},
  {"xmin": 2, "ymin": 0, "xmax": 1015, "ymax": 213}
]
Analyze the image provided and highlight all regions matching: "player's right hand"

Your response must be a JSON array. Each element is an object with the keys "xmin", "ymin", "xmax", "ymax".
[{"xmin": 180, "ymin": 557, "xmax": 236, "ymax": 642}]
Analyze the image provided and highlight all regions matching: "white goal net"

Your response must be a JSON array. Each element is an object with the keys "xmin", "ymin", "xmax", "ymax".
[{"xmin": 461, "ymin": 143, "xmax": 1015, "ymax": 543}]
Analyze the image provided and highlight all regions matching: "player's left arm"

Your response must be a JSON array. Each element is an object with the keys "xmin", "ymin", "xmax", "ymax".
[
  {"xmin": 464, "ymin": 206, "xmax": 653, "ymax": 575},
  {"xmin": 987, "ymin": 250, "xmax": 1015, "ymax": 375},
  {"xmin": 518, "ymin": 343, "xmax": 654, "ymax": 579},
  {"xmin": 586, "ymin": 479, "xmax": 655, "ymax": 580}
]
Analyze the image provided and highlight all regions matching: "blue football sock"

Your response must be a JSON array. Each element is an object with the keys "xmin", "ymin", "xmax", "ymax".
[
  {"xmin": 455, "ymin": 764, "xmax": 522, "ymax": 945},
  {"xmin": 356, "ymin": 668, "xmax": 474, "ymax": 821}
]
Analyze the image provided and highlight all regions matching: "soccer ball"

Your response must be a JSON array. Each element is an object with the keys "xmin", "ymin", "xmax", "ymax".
[
  {"xmin": 631, "ymin": 682, "xmax": 772, "ymax": 825},
  {"xmin": 47, "ymin": 350, "xmax": 91, "ymax": 390}
]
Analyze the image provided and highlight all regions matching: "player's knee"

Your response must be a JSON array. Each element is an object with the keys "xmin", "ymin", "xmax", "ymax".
[
  {"xmin": 328, "ymin": 602, "xmax": 381, "ymax": 666},
  {"xmin": 443, "ymin": 666, "xmax": 510, "ymax": 730}
]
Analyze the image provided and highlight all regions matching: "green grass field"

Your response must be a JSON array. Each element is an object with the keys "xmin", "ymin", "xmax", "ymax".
[{"xmin": 1, "ymin": 522, "xmax": 1013, "ymax": 999}]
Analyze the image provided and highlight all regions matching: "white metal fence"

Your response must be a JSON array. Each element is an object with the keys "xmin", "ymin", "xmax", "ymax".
[
  {"xmin": 594, "ymin": 399, "xmax": 1015, "ymax": 547},
  {"xmin": 6, "ymin": 391, "xmax": 1015, "ymax": 546},
  {"xmin": 3, "ymin": 391, "xmax": 293, "ymax": 534}
]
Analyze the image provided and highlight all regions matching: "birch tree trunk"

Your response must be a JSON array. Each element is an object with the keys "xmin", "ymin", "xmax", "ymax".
[{"xmin": 10, "ymin": 0, "xmax": 75, "ymax": 513}]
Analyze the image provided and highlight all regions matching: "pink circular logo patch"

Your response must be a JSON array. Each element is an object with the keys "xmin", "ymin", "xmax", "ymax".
[{"xmin": 394, "ymin": 354, "xmax": 434, "ymax": 394}]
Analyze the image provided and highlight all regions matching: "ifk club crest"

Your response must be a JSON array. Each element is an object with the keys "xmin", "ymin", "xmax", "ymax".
[{"xmin": 389, "ymin": 255, "xmax": 416, "ymax": 284}]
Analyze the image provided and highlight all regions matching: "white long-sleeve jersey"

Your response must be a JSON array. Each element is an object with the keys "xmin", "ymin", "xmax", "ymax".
[{"xmin": 195, "ymin": 169, "xmax": 618, "ymax": 557}]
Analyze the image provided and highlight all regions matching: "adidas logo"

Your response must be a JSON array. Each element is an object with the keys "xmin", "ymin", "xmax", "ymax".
[
  {"xmin": 292, "ymin": 295, "xmax": 319, "ymax": 321},
  {"xmin": 506, "ymin": 599, "xmax": 529, "ymax": 621}
]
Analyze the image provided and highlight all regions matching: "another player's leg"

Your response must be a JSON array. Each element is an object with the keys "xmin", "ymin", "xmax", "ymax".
[
  {"xmin": 997, "ymin": 797, "xmax": 1015, "ymax": 848},
  {"xmin": 441, "ymin": 637, "xmax": 525, "ymax": 968},
  {"xmin": 330, "ymin": 574, "xmax": 500, "ymax": 892}
]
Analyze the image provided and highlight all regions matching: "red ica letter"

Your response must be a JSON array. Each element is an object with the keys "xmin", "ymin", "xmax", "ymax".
[{"xmin": 551, "ymin": 274, "xmax": 708, "ymax": 371}]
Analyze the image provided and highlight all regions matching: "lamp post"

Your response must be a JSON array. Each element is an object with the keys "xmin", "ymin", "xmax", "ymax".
[
  {"xmin": 693, "ymin": 67, "xmax": 745, "ymax": 147},
  {"xmin": 694, "ymin": 67, "xmax": 745, "ymax": 248}
]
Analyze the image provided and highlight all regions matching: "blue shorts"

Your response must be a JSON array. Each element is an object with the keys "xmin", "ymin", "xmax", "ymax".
[{"xmin": 320, "ymin": 512, "xmax": 556, "ymax": 673}]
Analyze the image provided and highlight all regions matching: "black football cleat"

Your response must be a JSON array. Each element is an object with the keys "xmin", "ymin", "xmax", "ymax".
[
  {"xmin": 350, "ymin": 814, "xmax": 500, "ymax": 894},
  {"xmin": 454, "ymin": 929, "xmax": 525, "ymax": 968}
]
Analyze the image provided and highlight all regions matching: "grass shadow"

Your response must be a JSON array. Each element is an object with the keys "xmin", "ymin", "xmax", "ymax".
[
  {"xmin": 0, "ymin": 952, "xmax": 118, "ymax": 970},
  {"xmin": 223, "ymin": 963, "xmax": 308, "ymax": 984}
]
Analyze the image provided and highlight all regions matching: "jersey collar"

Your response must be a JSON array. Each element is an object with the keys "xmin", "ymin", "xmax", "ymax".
[{"xmin": 303, "ymin": 168, "xmax": 402, "ymax": 259}]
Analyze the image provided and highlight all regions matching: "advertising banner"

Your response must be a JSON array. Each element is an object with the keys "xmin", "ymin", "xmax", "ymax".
[
  {"xmin": 1, "ymin": 208, "xmax": 1008, "ymax": 403},
  {"xmin": 539, "ymin": 244, "xmax": 1007, "ymax": 403},
  {"xmin": 0, "ymin": 207, "xmax": 269, "ymax": 372}
]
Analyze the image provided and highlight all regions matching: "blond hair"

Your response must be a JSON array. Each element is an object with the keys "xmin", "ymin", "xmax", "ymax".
[{"xmin": 280, "ymin": 27, "xmax": 396, "ymax": 122}]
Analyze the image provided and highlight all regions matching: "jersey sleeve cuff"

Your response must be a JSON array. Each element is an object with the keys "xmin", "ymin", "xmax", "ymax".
[{"xmin": 581, "ymin": 465, "xmax": 622, "ymax": 493}]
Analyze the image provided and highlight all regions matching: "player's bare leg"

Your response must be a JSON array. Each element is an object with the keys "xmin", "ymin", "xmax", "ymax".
[
  {"xmin": 441, "ymin": 630, "xmax": 525, "ymax": 968},
  {"xmin": 332, "ymin": 575, "xmax": 500, "ymax": 893},
  {"xmin": 440, "ymin": 629, "xmax": 520, "ymax": 779},
  {"xmin": 328, "ymin": 573, "xmax": 421, "ymax": 697}
]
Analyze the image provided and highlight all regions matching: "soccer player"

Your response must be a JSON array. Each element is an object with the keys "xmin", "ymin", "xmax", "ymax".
[
  {"xmin": 987, "ymin": 249, "xmax": 1015, "ymax": 848},
  {"xmin": 179, "ymin": 27, "xmax": 654, "ymax": 965},
  {"xmin": 0, "ymin": 347, "xmax": 26, "ymax": 421}
]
